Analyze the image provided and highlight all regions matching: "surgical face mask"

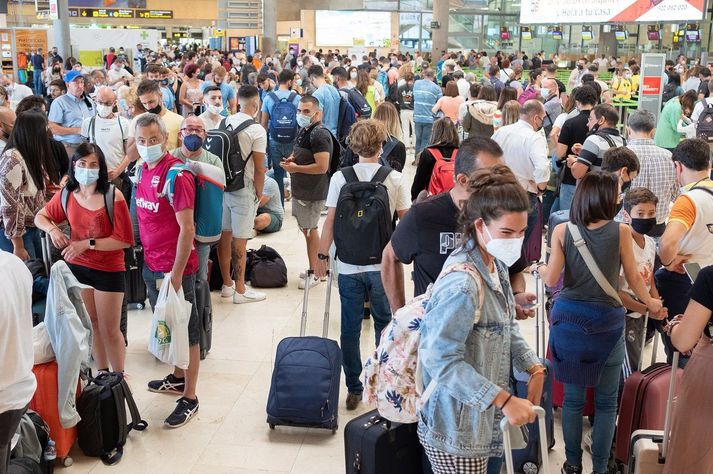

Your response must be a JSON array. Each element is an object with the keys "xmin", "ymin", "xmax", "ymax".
[
  {"xmin": 137, "ymin": 144, "xmax": 164, "ymax": 163},
  {"xmin": 183, "ymin": 134, "xmax": 204, "ymax": 152},
  {"xmin": 297, "ymin": 61, "xmax": 303, "ymax": 68},
  {"xmin": 621, "ymin": 179, "xmax": 632, "ymax": 193},
  {"xmin": 160, "ymin": 79, "xmax": 169, "ymax": 86},
  {"xmin": 577, "ymin": 64, "xmax": 584, "ymax": 70},
  {"xmin": 206, "ymin": 104, "xmax": 223, "ymax": 115},
  {"xmin": 631, "ymin": 217, "xmax": 656, "ymax": 235},
  {"xmin": 295, "ymin": 78, "xmax": 303, "ymax": 86},
  {"xmin": 350, "ymin": 71, "xmax": 358, "ymax": 80},
  {"xmin": 541, "ymin": 88, "xmax": 550, "ymax": 99},
  {"xmin": 481, "ymin": 223, "xmax": 524, "ymax": 267},
  {"xmin": 146, "ymin": 103, "xmax": 162, "ymax": 115},
  {"xmin": 96, "ymin": 104, "xmax": 113, "ymax": 118},
  {"xmin": 74, "ymin": 167, "xmax": 99, "ymax": 186},
  {"xmin": 296, "ymin": 113, "xmax": 313, "ymax": 128}
]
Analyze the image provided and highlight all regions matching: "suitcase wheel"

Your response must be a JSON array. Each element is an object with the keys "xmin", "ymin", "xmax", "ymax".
[
  {"xmin": 331, "ymin": 426, "xmax": 337, "ymax": 435},
  {"xmin": 269, "ymin": 423, "xmax": 275, "ymax": 430},
  {"xmin": 60, "ymin": 456, "xmax": 73, "ymax": 467},
  {"xmin": 136, "ymin": 303, "xmax": 144, "ymax": 310},
  {"xmin": 521, "ymin": 461, "xmax": 538, "ymax": 474}
]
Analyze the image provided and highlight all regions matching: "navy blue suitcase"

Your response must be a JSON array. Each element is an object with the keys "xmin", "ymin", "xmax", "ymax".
[{"xmin": 266, "ymin": 271, "xmax": 341, "ymax": 433}]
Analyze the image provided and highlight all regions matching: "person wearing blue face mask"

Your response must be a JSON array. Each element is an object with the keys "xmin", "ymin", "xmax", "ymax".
[
  {"xmin": 171, "ymin": 115, "xmax": 222, "ymax": 283},
  {"xmin": 34, "ymin": 143, "xmax": 134, "ymax": 375}
]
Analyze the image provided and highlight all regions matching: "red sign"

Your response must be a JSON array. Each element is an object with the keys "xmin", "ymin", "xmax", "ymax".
[{"xmin": 642, "ymin": 76, "xmax": 662, "ymax": 95}]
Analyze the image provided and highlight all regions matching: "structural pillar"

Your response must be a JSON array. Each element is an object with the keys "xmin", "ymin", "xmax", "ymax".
[
  {"xmin": 53, "ymin": 0, "xmax": 71, "ymax": 60},
  {"xmin": 262, "ymin": 0, "xmax": 277, "ymax": 55},
  {"xmin": 431, "ymin": 0, "xmax": 449, "ymax": 55}
]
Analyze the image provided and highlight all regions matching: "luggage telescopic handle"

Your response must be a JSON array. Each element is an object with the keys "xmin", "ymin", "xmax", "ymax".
[
  {"xmin": 501, "ymin": 406, "xmax": 549, "ymax": 474},
  {"xmin": 661, "ymin": 351, "xmax": 679, "ymax": 460},
  {"xmin": 532, "ymin": 267, "xmax": 546, "ymax": 359},
  {"xmin": 299, "ymin": 269, "xmax": 333, "ymax": 338}
]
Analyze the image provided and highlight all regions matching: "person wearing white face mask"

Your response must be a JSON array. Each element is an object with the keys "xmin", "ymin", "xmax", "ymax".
[
  {"xmin": 217, "ymin": 85, "xmax": 267, "ymax": 304},
  {"xmin": 198, "ymin": 85, "xmax": 224, "ymax": 130},
  {"xmin": 80, "ymin": 87, "xmax": 130, "ymax": 198},
  {"xmin": 132, "ymin": 112, "xmax": 204, "ymax": 428},
  {"xmin": 413, "ymin": 165, "xmax": 545, "ymax": 473},
  {"xmin": 35, "ymin": 143, "xmax": 133, "ymax": 375}
]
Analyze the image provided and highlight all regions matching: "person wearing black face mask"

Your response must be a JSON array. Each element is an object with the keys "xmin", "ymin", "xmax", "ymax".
[
  {"xmin": 618, "ymin": 187, "xmax": 665, "ymax": 376},
  {"xmin": 171, "ymin": 116, "xmax": 222, "ymax": 283},
  {"xmin": 569, "ymin": 104, "xmax": 626, "ymax": 180},
  {"xmin": 600, "ymin": 146, "xmax": 640, "ymax": 217}
]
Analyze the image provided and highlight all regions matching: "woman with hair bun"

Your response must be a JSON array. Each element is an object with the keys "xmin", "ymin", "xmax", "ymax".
[{"xmin": 417, "ymin": 165, "xmax": 545, "ymax": 474}]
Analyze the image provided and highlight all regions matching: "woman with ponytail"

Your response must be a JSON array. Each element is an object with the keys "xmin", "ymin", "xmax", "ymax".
[{"xmin": 417, "ymin": 165, "xmax": 546, "ymax": 474}]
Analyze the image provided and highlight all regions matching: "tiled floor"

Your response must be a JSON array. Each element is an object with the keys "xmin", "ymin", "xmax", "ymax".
[{"xmin": 64, "ymin": 159, "xmax": 664, "ymax": 474}]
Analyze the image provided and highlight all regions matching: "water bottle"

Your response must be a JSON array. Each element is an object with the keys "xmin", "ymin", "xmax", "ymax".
[{"xmin": 44, "ymin": 439, "xmax": 56, "ymax": 463}]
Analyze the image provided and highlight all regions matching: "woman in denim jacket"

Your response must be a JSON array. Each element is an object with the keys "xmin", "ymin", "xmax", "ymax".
[{"xmin": 418, "ymin": 165, "xmax": 547, "ymax": 474}]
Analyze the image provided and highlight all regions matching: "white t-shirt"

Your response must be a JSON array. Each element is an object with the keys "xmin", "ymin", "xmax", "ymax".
[
  {"xmin": 224, "ymin": 112, "xmax": 267, "ymax": 183},
  {"xmin": 0, "ymin": 252, "xmax": 36, "ymax": 413},
  {"xmin": 107, "ymin": 67, "xmax": 133, "ymax": 89},
  {"xmin": 619, "ymin": 234, "xmax": 656, "ymax": 308},
  {"xmin": 199, "ymin": 111, "xmax": 223, "ymax": 131},
  {"xmin": 326, "ymin": 163, "xmax": 411, "ymax": 275},
  {"xmin": 8, "ymin": 83, "xmax": 33, "ymax": 109},
  {"xmin": 81, "ymin": 114, "xmax": 131, "ymax": 169}
]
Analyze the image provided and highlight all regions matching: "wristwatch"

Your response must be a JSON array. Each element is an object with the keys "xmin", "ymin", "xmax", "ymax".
[
  {"xmin": 317, "ymin": 253, "xmax": 330, "ymax": 261},
  {"xmin": 89, "ymin": 239, "xmax": 96, "ymax": 250}
]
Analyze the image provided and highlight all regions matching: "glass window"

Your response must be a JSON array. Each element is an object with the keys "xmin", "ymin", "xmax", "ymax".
[
  {"xmin": 365, "ymin": 0, "xmax": 399, "ymax": 9},
  {"xmin": 399, "ymin": 0, "xmax": 433, "ymax": 11}
]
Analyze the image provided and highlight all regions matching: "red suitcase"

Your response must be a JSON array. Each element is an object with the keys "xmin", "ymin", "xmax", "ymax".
[
  {"xmin": 547, "ymin": 346, "xmax": 596, "ymax": 415},
  {"xmin": 30, "ymin": 361, "xmax": 81, "ymax": 467},
  {"xmin": 614, "ymin": 358, "xmax": 683, "ymax": 466}
]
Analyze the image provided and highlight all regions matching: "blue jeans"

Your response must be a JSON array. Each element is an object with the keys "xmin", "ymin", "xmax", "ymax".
[
  {"xmin": 268, "ymin": 140, "xmax": 293, "ymax": 208},
  {"xmin": 34, "ymin": 70, "xmax": 44, "ymax": 96},
  {"xmin": 338, "ymin": 271, "xmax": 392, "ymax": 394},
  {"xmin": 562, "ymin": 336, "xmax": 625, "ymax": 473},
  {"xmin": 415, "ymin": 122, "xmax": 433, "ymax": 156},
  {"xmin": 0, "ymin": 227, "xmax": 42, "ymax": 259},
  {"xmin": 142, "ymin": 266, "xmax": 200, "ymax": 346},
  {"xmin": 654, "ymin": 268, "xmax": 691, "ymax": 368},
  {"xmin": 555, "ymin": 183, "xmax": 576, "ymax": 213}
]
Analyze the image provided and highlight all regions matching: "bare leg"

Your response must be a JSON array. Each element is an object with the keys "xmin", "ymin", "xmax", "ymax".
[
  {"xmin": 217, "ymin": 230, "xmax": 233, "ymax": 288},
  {"xmin": 233, "ymin": 238, "xmax": 248, "ymax": 294},
  {"xmin": 94, "ymin": 290, "xmax": 126, "ymax": 373},
  {"xmin": 82, "ymin": 288, "xmax": 109, "ymax": 370},
  {"xmin": 254, "ymin": 213, "xmax": 271, "ymax": 231},
  {"xmin": 303, "ymin": 228, "xmax": 320, "ymax": 271},
  {"xmin": 182, "ymin": 345, "xmax": 200, "ymax": 400}
]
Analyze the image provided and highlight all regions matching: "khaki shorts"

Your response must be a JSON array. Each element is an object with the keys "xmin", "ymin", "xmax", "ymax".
[{"xmin": 292, "ymin": 199, "xmax": 325, "ymax": 231}]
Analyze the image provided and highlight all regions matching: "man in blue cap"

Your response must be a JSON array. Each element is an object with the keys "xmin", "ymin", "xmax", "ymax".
[{"xmin": 48, "ymin": 70, "xmax": 95, "ymax": 157}]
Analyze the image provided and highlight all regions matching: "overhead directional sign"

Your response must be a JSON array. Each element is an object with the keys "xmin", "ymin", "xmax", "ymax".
[{"xmin": 136, "ymin": 9, "xmax": 173, "ymax": 19}]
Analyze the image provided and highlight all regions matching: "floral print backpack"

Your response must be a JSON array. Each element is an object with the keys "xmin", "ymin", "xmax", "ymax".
[{"xmin": 362, "ymin": 262, "xmax": 484, "ymax": 423}]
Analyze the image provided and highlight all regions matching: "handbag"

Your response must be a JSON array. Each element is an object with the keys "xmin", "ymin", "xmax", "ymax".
[{"xmin": 567, "ymin": 223, "xmax": 622, "ymax": 306}]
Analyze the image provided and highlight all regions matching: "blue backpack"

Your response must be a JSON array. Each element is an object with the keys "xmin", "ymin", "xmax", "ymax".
[
  {"xmin": 268, "ymin": 92, "xmax": 298, "ymax": 144},
  {"xmin": 161, "ymin": 161, "xmax": 226, "ymax": 244},
  {"xmin": 337, "ymin": 94, "xmax": 357, "ymax": 144}
]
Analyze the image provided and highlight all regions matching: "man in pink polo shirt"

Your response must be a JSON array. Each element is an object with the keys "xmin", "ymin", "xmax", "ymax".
[{"xmin": 133, "ymin": 112, "xmax": 201, "ymax": 428}]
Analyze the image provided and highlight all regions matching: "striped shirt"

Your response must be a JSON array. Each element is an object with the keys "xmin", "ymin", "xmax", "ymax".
[
  {"xmin": 413, "ymin": 79, "xmax": 442, "ymax": 124},
  {"xmin": 627, "ymin": 138, "xmax": 679, "ymax": 225}
]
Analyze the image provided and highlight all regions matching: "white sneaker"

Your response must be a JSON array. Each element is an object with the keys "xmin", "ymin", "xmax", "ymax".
[
  {"xmin": 233, "ymin": 288, "xmax": 267, "ymax": 304},
  {"xmin": 299, "ymin": 271, "xmax": 327, "ymax": 282},
  {"xmin": 298, "ymin": 275, "xmax": 322, "ymax": 289},
  {"xmin": 220, "ymin": 284, "xmax": 235, "ymax": 299}
]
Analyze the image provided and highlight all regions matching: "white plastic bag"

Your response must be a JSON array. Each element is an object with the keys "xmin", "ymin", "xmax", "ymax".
[
  {"xmin": 148, "ymin": 273, "xmax": 191, "ymax": 369},
  {"xmin": 33, "ymin": 322, "xmax": 55, "ymax": 364}
]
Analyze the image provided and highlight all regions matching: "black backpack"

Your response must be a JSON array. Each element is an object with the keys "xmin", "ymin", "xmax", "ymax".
[
  {"xmin": 696, "ymin": 101, "xmax": 713, "ymax": 143},
  {"xmin": 661, "ymin": 82, "xmax": 678, "ymax": 105},
  {"xmin": 334, "ymin": 166, "xmax": 393, "ymax": 265},
  {"xmin": 77, "ymin": 372, "xmax": 148, "ymax": 465},
  {"xmin": 204, "ymin": 118, "xmax": 256, "ymax": 192},
  {"xmin": 340, "ymin": 88, "xmax": 372, "ymax": 119},
  {"xmin": 296, "ymin": 122, "xmax": 344, "ymax": 177},
  {"xmin": 245, "ymin": 245, "xmax": 288, "ymax": 288}
]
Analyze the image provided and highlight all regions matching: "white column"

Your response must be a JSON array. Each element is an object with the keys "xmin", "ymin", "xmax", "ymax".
[{"xmin": 431, "ymin": 0, "xmax": 449, "ymax": 55}]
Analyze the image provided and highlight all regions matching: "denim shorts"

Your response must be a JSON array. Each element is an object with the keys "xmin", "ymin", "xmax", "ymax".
[
  {"xmin": 292, "ymin": 199, "xmax": 325, "ymax": 231},
  {"xmin": 222, "ymin": 183, "xmax": 258, "ymax": 239}
]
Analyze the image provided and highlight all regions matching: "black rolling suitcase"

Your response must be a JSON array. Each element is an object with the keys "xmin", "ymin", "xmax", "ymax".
[
  {"xmin": 266, "ymin": 270, "xmax": 341, "ymax": 433},
  {"xmin": 124, "ymin": 246, "xmax": 147, "ymax": 310},
  {"xmin": 195, "ymin": 278, "xmax": 212, "ymax": 360},
  {"xmin": 344, "ymin": 410, "xmax": 426, "ymax": 474}
]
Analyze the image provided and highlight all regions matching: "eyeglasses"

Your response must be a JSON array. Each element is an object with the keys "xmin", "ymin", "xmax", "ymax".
[{"xmin": 181, "ymin": 128, "xmax": 205, "ymax": 134}]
